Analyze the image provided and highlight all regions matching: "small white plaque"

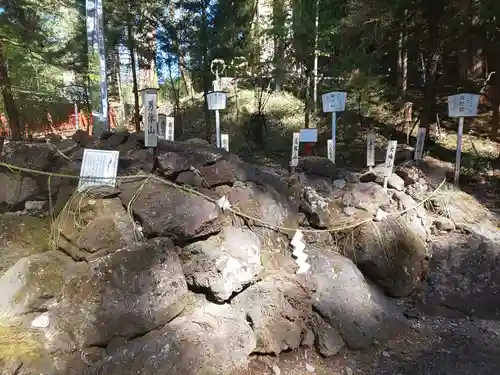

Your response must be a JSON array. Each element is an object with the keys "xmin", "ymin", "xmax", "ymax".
[
  {"xmin": 299, "ymin": 128, "xmax": 318, "ymax": 143},
  {"xmin": 158, "ymin": 114, "xmax": 167, "ymax": 139},
  {"xmin": 383, "ymin": 140, "xmax": 398, "ymax": 178},
  {"xmin": 366, "ymin": 133, "xmax": 376, "ymax": 167},
  {"xmin": 78, "ymin": 149, "xmax": 120, "ymax": 192},
  {"xmin": 166, "ymin": 117, "xmax": 174, "ymax": 141},
  {"xmin": 414, "ymin": 128, "xmax": 426, "ymax": 160},
  {"xmin": 447, "ymin": 93, "xmax": 480, "ymax": 118},
  {"xmin": 221, "ymin": 133, "xmax": 229, "ymax": 151},
  {"xmin": 207, "ymin": 91, "xmax": 227, "ymax": 110},
  {"xmin": 327, "ymin": 139, "xmax": 335, "ymax": 163},
  {"xmin": 321, "ymin": 91, "xmax": 347, "ymax": 113},
  {"xmin": 290, "ymin": 132, "xmax": 300, "ymax": 167}
]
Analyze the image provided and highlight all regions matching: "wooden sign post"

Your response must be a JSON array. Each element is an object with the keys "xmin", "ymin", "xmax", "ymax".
[
  {"xmin": 221, "ymin": 134, "xmax": 229, "ymax": 151},
  {"xmin": 383, "ymin": 140, "xmax": 397, "ymax": 189},
  {"xmin": 366, "ymin": 133, "xmax": 376, "ymax": 171},
  {"xmin": 414, "ymin": 127, "xmax": 426, "ymax": 161},
  {"xmin": 447, "ymin": 93, "xmax": 480, "ymax": 186},
  {"xmin": 140, "ymin": 88, "xmax": 159, "ymax": 148},
  {"xmin": 321, "ymin": 91, "xmax": 347, "ymax": 164},
  {"xmin": 290, "ymin": 132, "xmax": 300, "ymax": 168}
]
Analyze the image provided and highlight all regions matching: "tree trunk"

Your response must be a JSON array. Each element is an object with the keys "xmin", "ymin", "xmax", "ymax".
[
  {"xmin": 126, "ymin": 13, "xmax": 141, "ymax": 132},
  {"xmin": 201, "ymin": 0, "xmax": 211, "ymax": 141},
  {"xmin": 0, "ymin": 41, "xmax": 21, "ymax": 140}
]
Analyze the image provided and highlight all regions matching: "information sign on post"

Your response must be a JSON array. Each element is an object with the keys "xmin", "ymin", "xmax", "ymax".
[
  {"xmin": 321, "ymin": 91, "xmax": 347, "ymax": 165},
  {"xmin": 383, "ymin": 140, "xmax": 398, "ymax": 189},
  {"xmin": 299, "ymin": 128, "xmax": 318, "ymax": 143},
  {"xmin": 221, "ymin": 133, "xmax": 229, "ymax": 151},
  {"xmin": 447, "ymin": 93, "xmax": 480, "ymax": 186},
  {"xmin": 166, "ymin": 117, "xmax": 174, "ymax": 141},
  {"xmin": 140, "ymin": 88, "xmax": 159, "ymax": 148},
  {"xmin": 366, "ymin": 133, "xmax": 376, "ymax": 171},
  {"xmin": 414, "ymin": 128, "xmax": 426, "ymax": 161},
  {"xmin": 207, "ymin": 91, "xmax": 227, "ymax": 148},
  {"xmin": 290, "ymin": 132, "xmax": 300, "ymax": 167},
  {"xmin": 78, "ymin": 149, "xmax": 119, "ymax": 192}
]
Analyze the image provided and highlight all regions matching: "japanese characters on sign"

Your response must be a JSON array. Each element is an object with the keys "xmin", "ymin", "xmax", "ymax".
[
  {"xmin": 414, "ymin": 128, "xmax": 427, "ymax": 161},
  {"xmin": 141, "ymin": 88, "xmax": 158, "ymax": 147},
  {"xmin": 327, "ymin": 139, "xmax": 335, "ymax": 163},
  {"xmin": 157, "ymin": 114, "xmax": 167, "ymax": 139},
  {"xmin": 447, "ymin": 93, "xmax": 480, "ymax": 118},
  {"xmin": 221, "ymin": 133, "xmax": 229, "ymax": 151},
  {"xmin": 383, "ymin": 140, "xmax": 398, "ymax": 178},
  {"xmin": 207, "ymin": 91, "xmax": 227, "ymax": 110},
  {"xmin": 321, "ymin": 91, "xmax": 347, "ymax": 113},
  {"xmin": 78, "ymin": 149, "xmax": 119, "ymax": 192},
  {"xmin": 290, "ymin": 132, "xmax": 300, "ymax": 167},
  {"xmin": 366, "ymin": 133, "xmax": 376, "ymax": 167},
  {"xmin": 166, "ymin": 117, "xmax": 175, "ymax": 141}
]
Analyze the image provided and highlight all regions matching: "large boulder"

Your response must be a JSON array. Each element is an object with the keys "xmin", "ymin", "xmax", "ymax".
[
  {"xmin": 0, "ymin": 251, "xmax": 68, "ymax": 319},
  {"xmin": 424, "ymin": 233, "xmax": 500, "ymax": 320},
  {"xmin": 308, "ymin": 248, "xmax": 403, "ymax": 350},
  {"xmin": 120, "ymin": 178, "xmax": 221, "ymax": 241},
  {"xmin": 0, "ymin": 173, "xmax": 40, "ymax": 209},
  {"xmin": 85, "ymin": 302, "xmax": 256, "ymax": 375},
  {"xmin": 56, "ymin": 194, "xmax": 136, "ymax": 261},
  {"xmin": 53, "ymin": 238, "xmax": 188, "ymax": 348},
  {"xmin": 231, "ymin": 274, "xmax": 313, "ymax": 354},
  {"xmin": 181, "ymin": 226, "xmax": 263, "ymax": 302}
]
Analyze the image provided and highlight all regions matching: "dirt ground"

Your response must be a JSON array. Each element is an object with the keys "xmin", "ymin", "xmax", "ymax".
[{"xmin": 233, "ymin": 314, "xmax": 500, "ymax": 375}]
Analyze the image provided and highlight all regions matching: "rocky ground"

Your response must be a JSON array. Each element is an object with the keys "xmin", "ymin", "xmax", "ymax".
[{"xmin": 0, "ymin": 129, "xmax": 499, "ymax": 375}]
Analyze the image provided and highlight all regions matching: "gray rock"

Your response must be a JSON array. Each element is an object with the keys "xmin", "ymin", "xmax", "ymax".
[
  {"xmin": 120, "ymin": 178, "xmax": 220, "ymax": 241},
  {"xmin": 199, "ymin": 159, "xmax": 236, "ymax": 187},
  {"xmin": 0, "ymin": 251, "xmax": 68, "ymax": 319},
  {"xmin": 308, "ymin": 249, "xmax": 395, "ymax": 349},
  {"xmin": 387, "ymin": 173, "xmax": 405, "ymax": 191},
  {"xmin": 182, "ymin": 226, "xmax": 263, "ymax": 302},
  {"xmin": 85, "ymin": 302, "xmax": 256, "ymax": 375},
  {"xmin": 231, "ymin": 274, "xmax": 313, "ymax": 354},
  {"xmin": 312, "ymin": 312, "xmax": 345, "ymax": 357},
  {"xmin": 424, "ymin": 234, "xmax": 500, "ymax": 320},
  {"xmin": 0, "ymin": 173, "xmax": 40, "ymax": 208},
  {"xmin": 433, "ymin": 216, "xmax": 455, "ymax": 231},
  {"xmin": 342, "ymin": 182, "xmax": 390, "ymax": 214},
  {"xmin": 53, "ymin": 238, "xmax": 188, "ymax": 348}
]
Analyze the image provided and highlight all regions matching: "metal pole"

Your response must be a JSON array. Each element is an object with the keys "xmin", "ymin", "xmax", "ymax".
[
  {"xmin": 96, "ymin": 0, "xmax": 108, "ymax": 132},
  {"xmin": 331, "ymin": 111, "xmax": 336, "ymax": 164},
  {"xmin": 454, "ymin": 117, "xmax": 464, "ymax": 186},
  {"xmin": 74, "ymin": 103, "xmax": 79, "ymax": 130},
  {"xmin": 215, "ymin": 109, "xmax": 221, "ymax": 147}
]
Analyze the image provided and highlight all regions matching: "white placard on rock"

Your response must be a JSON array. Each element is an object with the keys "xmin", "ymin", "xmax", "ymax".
[
  {"xmin": 327, "ymin": 139, "xmax": 334, "ymax": 163},
  {"xmin": 166, "ymin": 117, "xmax": 174, "ymax": 141},
  {"xmin": 414, "ymin": 128, "xmax": 426, "ymax": 160},
  {"xmin": 366, "ymin": 133, "xmax": 376, "ymax": 167},
  {"xmin": 157, "ymin": 114, "xmax": 167, "ymax": 139},
  {"xmin": 141, "ymin": 88, "xmax": 158, "ymax": 147},
  {"xmin": 290, "ymin": 132, "xmax": 300, "ymax": 167},
  {"xmin": 383, "ymin": 140, "xmax": 398, "ymax": 183},
  {"xmin": 207, "ymin": 91, "xmax": 227, "ymax": 110},
  {"xmin": 447, "ymin": 93, "xmax": 480, "ymax": 118},
  {"xmin": 221, "ymin": 133, "xmax": 229, "ymax": 151},
  {"xmin": 78, "ymin": 149, "xmax": 120, "ymax": 192},
  {"xmin": 321, "ymin": 91, "xmax": 347, "ymax": 113}
]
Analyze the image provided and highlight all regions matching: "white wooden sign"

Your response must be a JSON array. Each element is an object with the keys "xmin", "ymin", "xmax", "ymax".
[
  {"xmin": 321, "ymin": 91, "xmax": 347, "ymax": 113},
  {"xmin": 299, "ymin": 128, "xmax": 318, "ymax": 143},
  {"xmin": 207, "ymin": 91, "xmax": 227, "ymax": 110},
  {"xmin": 414, "ymin": 128, "xmax": 426, "ymax": 160},
  {"xmin": 383, "ymin": 140, "xmax": 398, "ymax": 188},
  {"xmin": 366, "ymin": 133, "xmax": 376, "ymax": 167},
  {"xmin": 157, "ymin": 114, "xmax": 167, "ymax": 139},
  {"xmin": 221, "ymin": 133, "xmax": 229, "ymax": 151},
  {"xmin": 78, "ymin": 149, "xmax": 119, "ymax": 192},
  {"xmin": 447, "ymin": 93, "xmax": 480, "ymax": 118},
  {"xmin": 141, "ymin": 88, "xmax": 158, "ymax": 147},
  {"xmin": 327, "ymin": 139, "xmax": 334, "ymax": 163},
  {"xmin": 290, "ymin": 132, "xmax": 300, "ymax": 167},
  {"xmin": 165, "ymin": 117, "xmax": 174, "ymax": 141}
]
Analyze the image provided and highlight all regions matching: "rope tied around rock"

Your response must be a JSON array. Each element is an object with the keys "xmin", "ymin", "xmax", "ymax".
[{"xmin": 0, "ymin": 161, "xmax": 447, "ymax": 235}]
